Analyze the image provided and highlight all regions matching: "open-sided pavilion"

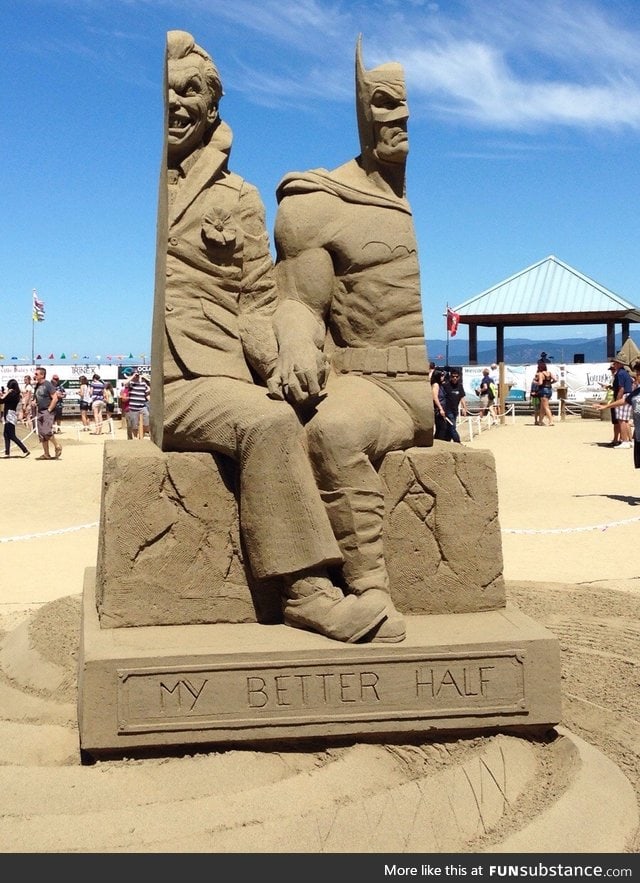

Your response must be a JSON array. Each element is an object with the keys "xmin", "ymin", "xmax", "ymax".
[{"xmin": 451, "ymin": 255, "xmax": 640, "ymax": 364}]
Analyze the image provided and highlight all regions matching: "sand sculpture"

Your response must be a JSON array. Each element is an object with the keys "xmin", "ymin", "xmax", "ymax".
[
  {"xmin": 77, "ymin": 31, "xmax": 561, "ymax": 757},
  {"xmin": 149, "ymin": 29, "xmax": 398, "ymax": 645}
]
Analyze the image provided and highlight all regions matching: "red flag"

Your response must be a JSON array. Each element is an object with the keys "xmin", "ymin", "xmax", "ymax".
[{"xmin": 446, "ymin": 308, "xmax": 460, "ymax": 337}]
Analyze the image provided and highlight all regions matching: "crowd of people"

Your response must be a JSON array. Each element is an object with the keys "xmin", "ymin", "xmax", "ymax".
[
  {"xmin": 0, "ymin": 369, "xmax": 151, "ymax": 457},
  {"xmin": 2, "ymin": 356, "xmax": 638, "ymax": 473}
]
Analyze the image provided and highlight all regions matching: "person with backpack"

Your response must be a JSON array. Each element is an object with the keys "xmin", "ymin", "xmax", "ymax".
[
  {"xmin": 535, "ymin": 360, "xmax": 557, "ymax": 427},
  {"xmin": 476, "ymin": 367, "xmax": 498, "ymax": 425}
]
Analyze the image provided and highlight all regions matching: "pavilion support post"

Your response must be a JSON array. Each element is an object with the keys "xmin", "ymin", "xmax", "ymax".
[
  {"xmin": 496, "ymin": 325, "xmax": 505, "ymax": 363},
  {"xmin": 468, "ymin": 325, "xmax": 478, "ymax": 364},
  {"xmin": 622, "ymin": 321, "xmax": 630, "ymax": 346},
  {"xmin": 606, "ymin": 322, "xmax": 616, "ymax": 358}
]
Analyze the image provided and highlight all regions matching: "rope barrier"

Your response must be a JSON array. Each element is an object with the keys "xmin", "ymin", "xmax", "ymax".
[
  {"xmin": 2, "ymin": 511, "xmax": 638, "ymax": 544},
  {"xmin": 502, "ymin": 515, "xmax": 640, "ymax": 535},
  {"xmin": 0, "ymin": 522, "xmax": 99, "ymax": 544}
]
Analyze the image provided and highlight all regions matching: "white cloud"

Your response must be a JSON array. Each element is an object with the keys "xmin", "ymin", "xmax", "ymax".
[
  {"xmin": 120, "ymin": 0, "xmax": 640, "ymax": 130},
  {"xmin": 389, "ymin": 0, "xmax": 640, "ymax": 130}
]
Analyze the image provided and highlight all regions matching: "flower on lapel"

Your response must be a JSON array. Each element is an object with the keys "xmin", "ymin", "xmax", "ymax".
[{"xmin": 201, "ymin": 208, "xmax": 236, "ymax": 247}]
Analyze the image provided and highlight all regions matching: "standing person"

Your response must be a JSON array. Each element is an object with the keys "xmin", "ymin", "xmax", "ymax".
[
  {"xmin": 33, "ymin": 367, "xmax": 62, "ymax": 460},
  {"xmin": 50, "ymin": 375, "xmax": 65, "ymax": 433},
  {"xmin": 441, "ymin": 369, "xmax": 467, "ymax": 443},
  {"xmin": 596, "ymin": 359, "xmax": 640, "ymax": 464},
  {"xmin": 78, "ymin": 375, "xmax": 92, "ymax": 431},
  {"xmin": 272, "ymin": 36, "xmax": 434, "ymax": 643},
  {"xmin": 90, "ymin": 373, "xmax": 105, "ymax": 435},
  {"xmin": 431, "ymin": 368, "xmax": 448, "ymax": 441},
  {"xmin": 608, "ymin": 357, "xmax": 633, "ymax": 449},
  {"xmin": 530, "ymin": 373, "xmax": 542, "ymax": 425},
  {"xmin": 598, "ymin": 364, "xmax": 618, "ymax": 445},
  {"xmin": 20, "ymin": 374, "xmax": 35, "ymax": 427},
  {"xmin": 118, "ymin": 383, "xmax": 134, "ymax": 439},
  {"xmin": 535, "ymin": 360, "xmax": 557, "ymax": 427},
  {"xmin": 476, "ymin": 367, "xmax": 498, "ymax": 424},
  {"xmin": 0, "ymin": 379, "xmax": 30, "ymax": 458},
  {"xmin": 490, "ymin": 363, "xmax": 501, "ymax": 417},
  {"xmin": 150, "ymin": 31, "xmax": 389, "ymax": 644},
  {"xmin": 127, "ymin": 372, "xmax": 150, "ymax": 440},
  {"xmin": 103, "ymin": 382, "xmax": 116, "ymax": 422}
]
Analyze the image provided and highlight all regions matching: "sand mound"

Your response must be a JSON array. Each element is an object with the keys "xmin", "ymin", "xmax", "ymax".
[{"xmin": 0, "ymin": 590, "xmax": 637, "ymax": 852}]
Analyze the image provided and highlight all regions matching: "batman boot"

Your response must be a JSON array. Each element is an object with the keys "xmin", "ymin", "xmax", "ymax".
[
  {"xmin": 282, "ymin": 572, "xmax": 388, "ymax": 644},
  {"xmin": 319, "ymin": 487, "xmax": 406, "ymax": 642},
  {"xmin": 362, "ymin": 600, "xmax": 406, "ymax": 643},
  {"xmin": 347, "ymin": 586, "xmax": 406, "ymax": 643}
]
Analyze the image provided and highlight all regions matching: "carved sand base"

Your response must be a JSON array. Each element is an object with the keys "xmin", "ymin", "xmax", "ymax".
[
  {"xmin": 95, "ymin": 442, "xmax": 506, "ymax": 629},
  {"xmin": 78, "ymin": 569, "xmax": 560, "ymax": 757},
  {"xmin": 79, "ymin": 441, "xmax": 558, "ymax": 756}
]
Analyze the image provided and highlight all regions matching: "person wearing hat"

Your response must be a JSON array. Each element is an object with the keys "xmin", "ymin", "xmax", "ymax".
[
  {"xmin": 604, "ymin": 356, "xmax": 633, "ymax": 449},
  {"xmin": 596, "ymin": 357, "xmax": 640, "ymax": 456}
]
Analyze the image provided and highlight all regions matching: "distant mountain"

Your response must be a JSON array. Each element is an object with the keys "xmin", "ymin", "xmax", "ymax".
[{"xmin": 425, "ymin": 334, "xmax": 638, "ymax": 365}]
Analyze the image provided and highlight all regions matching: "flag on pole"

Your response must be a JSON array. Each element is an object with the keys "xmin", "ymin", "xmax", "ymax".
[
  {"xmin": 32, "ymin": 290, "xmax": 45, "ymax": 322},
  {"xmin": 446, "ymin": 307, "xmax": 460, "ymax": 337}
]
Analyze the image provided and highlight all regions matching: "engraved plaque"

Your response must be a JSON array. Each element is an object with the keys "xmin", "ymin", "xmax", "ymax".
[{"xmin": 117, "ymin": 650, "xmax": 526, "ymax": 735}]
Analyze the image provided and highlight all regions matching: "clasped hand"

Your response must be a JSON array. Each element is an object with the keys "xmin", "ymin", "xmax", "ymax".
[{"xmin": 267, "ymin": 341, "xmax": 329, "ymax": 405}]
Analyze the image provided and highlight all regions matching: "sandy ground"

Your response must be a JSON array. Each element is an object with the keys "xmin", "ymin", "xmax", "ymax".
[{"xmin": 0, "ymin": 411, "xmax": 639, "ymax": 853}]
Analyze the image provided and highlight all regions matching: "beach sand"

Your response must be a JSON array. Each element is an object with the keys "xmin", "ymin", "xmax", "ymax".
[{"xmin": 0, "ymin": 412, "xmax": 638, "ymax": 852}]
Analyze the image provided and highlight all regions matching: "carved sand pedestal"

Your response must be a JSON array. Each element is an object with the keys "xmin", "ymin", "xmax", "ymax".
[
  {"xmin": 78, "ymin": 582, "xmax": 560, "ymax": 755},
  {"xmin": 78, "ymin": 442, "xmax": 561, "ymax": 756}
]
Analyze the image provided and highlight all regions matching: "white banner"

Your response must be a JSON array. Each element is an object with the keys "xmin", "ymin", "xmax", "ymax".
[{"xmin": 462, "ymin": 363, "xmax": 612, "ymax": 404}]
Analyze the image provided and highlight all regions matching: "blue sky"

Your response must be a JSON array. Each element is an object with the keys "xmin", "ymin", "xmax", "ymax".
[{"xmin": 2, "ymin": 0, "xmax": 640, "ymax": 361}]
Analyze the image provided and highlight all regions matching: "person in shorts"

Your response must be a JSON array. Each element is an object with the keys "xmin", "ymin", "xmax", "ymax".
[
  {"xmin": 51, "ymin": 374, "xmax": 65, "ymax": 433},
  {"xmin": 33, "ymin": 366, "xmax": 62, "ymax": 460},
  {"xmin": 597, "ymin": 359, "xmax": 640, "ymax": 462},
  {"xmin": 78, "ymin": 375, "xmax": 92, "ymax": 431},
  {"xmin": 609, "ymin": 357, "xmax": 633, "ymax": 449}
]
